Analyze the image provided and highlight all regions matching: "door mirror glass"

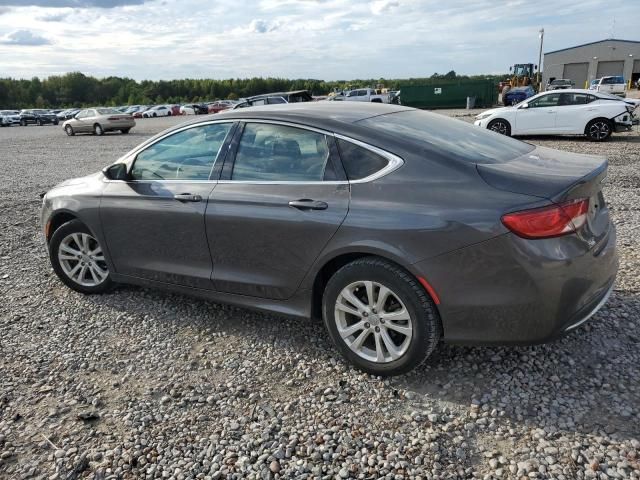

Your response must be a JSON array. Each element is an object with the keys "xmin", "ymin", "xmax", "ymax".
[
  {"xmin": 103, "ymin": 163, "xmax": 129, "ymax": 181},
  {"xmin": 520, "ymin": 103, "xmax": 529, "ymax": 109}
]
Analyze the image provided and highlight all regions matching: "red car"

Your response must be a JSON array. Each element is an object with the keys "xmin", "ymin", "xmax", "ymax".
[
  {"xmin": 207, "ymin": 101, "xmax": 234, "ymax": 114},
  {"xmin": 170, "ymin": 104, "xmax": 181, "ymax": 116}
]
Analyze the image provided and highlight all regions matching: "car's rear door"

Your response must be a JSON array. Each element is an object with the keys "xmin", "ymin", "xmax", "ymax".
[
  {"xmin": 554, "ymin": 92, "xmax": 596, "ymax": 133},
  {"xmin": 206, "ymin": 121, "xmax": 349, "ymax": 300},
  {"xmin": 100, "ymin": 121, "xmax": 236, "ymax": 288}
]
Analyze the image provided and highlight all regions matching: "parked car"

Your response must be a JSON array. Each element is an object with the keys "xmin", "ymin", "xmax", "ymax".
[
  {"xmin": 474, "ymin": 89, "xmax": 636, "ymax": 141},
  {"xmin": 344, "ymin": 88, "xmax": 390, "ymax": 103},
  {"xmin": 132, "ymin": 106, "xmax": 151, "ymax": 118},
  {"xmin": 502, "ymin": 85, "xmax": 536, "ymax": 106},
  {"xmin": 589, "ymin": 78, "xmax": 600, "ymax": 90},
  {"xmin": 57, "ymin": 109, "xmax": 81, "ymax": 121},
  {"xmin": 41, "ymin": 102, "xmax": 617, "ymax": 376},
  {"xmin": 180, "ymin": 104, "xmax": 209, "ymax": 115},
  {"xmin": 170, "ymin": 105, "xmax": 181, "ymax": 116},
  {"xmin": 19, "ymin": 109, "xmax": 59, "ymax": 126},
  {"xmin": 142, "ymin": 105, "xmax": 172, "ymax": 118},
  {"xmin": 233, "ymin": 90, "xmax": 313, "ymax": 109},
  {"xmin": 547, "ymin": 79, "xmax": 574, "ymax": 90},
  {"xmin": 208, "ymin": 100, "xmax": 235, "ymax": 114},
  {"xmin": 124, "ymin": 105, "xmax": 144, "ymax": 114},
  {"xmin": 592, "ymin": 76, "xmax": 626, "ymax": 97},
  {"xmin": 62, "ymin": 108, "xmax": 135, "ymax": 136},
  {"xmin": 0, "ymin": 110, "xmax": 21, "ymax": 126}
]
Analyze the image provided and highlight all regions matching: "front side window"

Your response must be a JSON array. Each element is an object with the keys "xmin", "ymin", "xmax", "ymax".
[
  {"xmin": 358, "ymin": 90, "xmax": 367, "ymax": 96},
  {"xmin": 528, "ymin": 93, "xmax": 560, "ymax": 108},
  {"xmin": 267, "ymin": 97, "xmax": 286, "ymax": 104},
  {"xmin": 131, "ymin": 123, "xmax": 233, "ymax": 180},
  {"xmin": 231, "ymin": 123, "xmax": 330, "ymax": 181},
  {"xmin": 76, "ymin": 110, "xmax": 89, "ymax": 119}
]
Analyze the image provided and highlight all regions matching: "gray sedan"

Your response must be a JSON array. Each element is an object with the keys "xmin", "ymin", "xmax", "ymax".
[
  {"xmin": 62, "ymin": 108, "xmax": 135, "ymax": 136},
  {"xmin": 41, "ymin": 103, "xmax": 617, "ymax": 376}
]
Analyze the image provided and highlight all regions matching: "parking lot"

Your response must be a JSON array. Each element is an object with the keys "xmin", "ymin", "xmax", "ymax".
[{"xmin": 1, "ymin": 115, "xmax": 639, "ymax": 479}]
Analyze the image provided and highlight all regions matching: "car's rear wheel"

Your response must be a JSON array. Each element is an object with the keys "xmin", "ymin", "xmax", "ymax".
[
  {"xmin": 49, "ymin": 220, "xmax": 112, "ymax": 294},
  {"xmin": 37, "ymin": 119, "xmax": 43, "ymax": 126},
  {"xmin": 94, "ymin": 123, "xmax": 104, "ymax": 135},
  {"xmin": 65, "ymin": 125, "xmax": 74, "ymax": 136},
  {"xmin": 322, "ymin": 257, "xmax": 441, "ymax": 376},
  {"xmin": 20, "ymin": 119, "xmax": 26, "ymax": 126},
  {"xmin": 121, "ymin": 128, "xmax": 130, "ymax": 134},
  {"xmin": 586, "ymin": 118, "xmax": 612, "ymax": 142},
  {"xmin": 488, "ymin": 119, "xmax": 511, "ymax": 136},
  {"xmin": 153, "ymin": 113, "xmax": 157, "ymax": 118}
]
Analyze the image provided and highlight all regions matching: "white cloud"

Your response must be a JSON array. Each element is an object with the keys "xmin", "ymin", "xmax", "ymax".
[
  {"xmin": 370, "ymin": 0, "xmax": 398, "ymax": 15},
  {"xmin": 1, "ymin": 29, "xmax": 51, "ymax": 45}
]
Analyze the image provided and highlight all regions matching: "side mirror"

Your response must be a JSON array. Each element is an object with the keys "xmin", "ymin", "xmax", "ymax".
[
  {"xmin": 103, "ymin": 163, "xmax": 129, "ymax": 181},
  {"xmin": 520, "ymin": 103, "xmax": 529, "ymax": 109}
]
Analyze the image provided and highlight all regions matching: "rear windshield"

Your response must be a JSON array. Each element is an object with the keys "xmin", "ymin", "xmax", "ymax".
[{"xmin": 358, "ymin": 110, "xmax": 534, "ymax": 164}]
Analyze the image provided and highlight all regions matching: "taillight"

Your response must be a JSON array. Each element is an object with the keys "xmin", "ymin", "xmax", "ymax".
[
  {"xmin": 107, "ymin": 116, "xmax": 122, "ymax": 121},
  {"xmin": 501, "ymin": 198, "xmax": 589, "ymax": 239}
]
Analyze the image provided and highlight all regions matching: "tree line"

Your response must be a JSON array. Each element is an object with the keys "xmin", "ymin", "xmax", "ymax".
[{"xmin": 0, "ymin": 71, "xmax": 503, "ymax": 109}]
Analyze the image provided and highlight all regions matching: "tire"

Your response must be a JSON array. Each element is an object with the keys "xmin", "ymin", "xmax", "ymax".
[
  {"xmin": 585, "ymin": 118, "xmax": 612, "ymax": 142},
  {"xmin": 501, "ymin": 86, "xmax": 511, "ymax": 106},
  {"xmin": 322, "ymin": 257, "xmax": 441, "ymax": 376},
  {"xmin": 48, "ymin": 219, "xmax": 113, "ymax": 294},
  {"xmin": 37, "ymin": 119, "xmax": 43, "ymax": 126},
  {"xmin": 20, "ymin": 119, "xmax": 26, "ymax": 126},
  {"xmin": 120, "ymin": 128, "xmax": 130, "ymax": 134},
  {"xmin": 487, "ymin": 119, "xmax": 511, "ymax": 136},
  {"xmin": 153, "ymin": 113, "xmax": 157, "ymax": 118},
  {"xmin": 65, "ymin": 125, "xmax": 75, "ymax": 136},
  {"xmin": 94, "ymin": 123, "xmax": 104, "ymax": 136},
  {"xmin": 167, "ymin": 111, "xmax": 171, "ymax": 116},
  {"xmin": 54, "ymin": 120, "xmax": 59, "ymax": 126}
]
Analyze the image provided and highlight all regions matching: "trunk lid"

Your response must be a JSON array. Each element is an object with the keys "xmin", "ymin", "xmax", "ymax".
[{"xmin": 477, "ymin": 145, "xmax": 610, "ymax": 241}]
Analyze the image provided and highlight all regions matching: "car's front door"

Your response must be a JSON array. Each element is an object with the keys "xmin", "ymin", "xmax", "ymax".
[
  {"xmin": 73, "ymin": 110, "xmax": 92, "ymax": 132},
  {"xmin": 514, "ymin": 92, "xmax": 561, "ymax": 134},
  {"xmin": 206, "ymin": 121, "xmax": 349, "ymax": 300},
  {"xmin": 100, "ymin": 121, "xmax": 235, "ymax": 288}
]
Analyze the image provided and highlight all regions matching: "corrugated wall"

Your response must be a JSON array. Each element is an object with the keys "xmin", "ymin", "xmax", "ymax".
[{"xmin": 400, "ymin": 80, "xmax": 498, "ymax": 109}]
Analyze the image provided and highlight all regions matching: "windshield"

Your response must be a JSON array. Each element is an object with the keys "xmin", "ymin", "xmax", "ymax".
[
  {"xmin": 359, "ymin": 110, "xmax": 534, "ymax": 164},
  {"xmin": 96, "ymin": 108, "xmax": 120, "ymax": 114}
]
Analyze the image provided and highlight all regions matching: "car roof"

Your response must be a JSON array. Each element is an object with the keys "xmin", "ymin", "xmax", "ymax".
[
  {"xmin": 247, "ymin": 90, "xmax": 310, "ymax": 100},
  {"xmin": 181, "ymin": 102, "xmax": 415, "ymax": 130}
]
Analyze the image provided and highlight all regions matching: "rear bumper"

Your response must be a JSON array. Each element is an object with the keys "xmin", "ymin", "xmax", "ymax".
[{"xmin": 413, "ymin": 225, "xmax": 618, "ymax": 345}]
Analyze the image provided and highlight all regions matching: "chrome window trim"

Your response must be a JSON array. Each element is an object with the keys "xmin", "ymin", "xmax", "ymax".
[{"xmin": 217, "ymin": 119, "xmax": 404, "ymax": 185}]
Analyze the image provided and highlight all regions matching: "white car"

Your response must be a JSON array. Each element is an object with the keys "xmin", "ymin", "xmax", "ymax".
[
  {"xmin": 0, "ymin": 110, "xmax": 20, "ymax": 126},
  {"xmin": 344, "ymin": 88, "xmax": 390, "ymax": 103},
  {"xmin": 474, "ymin": 89, "xmax": 636, "ymax": 141},
  {"xmin": 142, "ymin": 105, "xmax": 172, "ymax": 118},
  {"xmin": 592, "ymin": 76, "xmax": 626, "ymax": 97}
]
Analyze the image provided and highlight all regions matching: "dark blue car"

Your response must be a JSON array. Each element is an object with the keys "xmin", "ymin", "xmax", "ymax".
[{"xmin": 503, "ymin": 86, "xmax": 536, "ymax": 106}]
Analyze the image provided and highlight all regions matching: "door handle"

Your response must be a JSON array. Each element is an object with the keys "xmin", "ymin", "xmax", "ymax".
[
  {"xmin": 174, "ymin": 193, "xmax": 202, "ymax": 202},
  {"xmin": 288, "ymin": 199, "xmax": 328, "ymax": 210}
]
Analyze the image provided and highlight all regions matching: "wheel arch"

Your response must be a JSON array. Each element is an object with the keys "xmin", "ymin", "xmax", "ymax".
[
  {"xmin": 584, "ymin": 116, "xmax": 612, "ymax": 135},
  {"xmin": 46, "ymin": 210, "xmax": 79, "ymax": 243},
  {"xmin": 310, "ymin": 250, "xmax": 441, "ymax": 320}
]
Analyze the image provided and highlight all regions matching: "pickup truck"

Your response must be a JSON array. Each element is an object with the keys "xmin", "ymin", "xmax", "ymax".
[
  {"xmin": 344, "ymin": 88, "xmax": 390, "ymax": 103},
  {"xmin": 592, "ymin": 76, "xmax": 626, "ymax": 97}
]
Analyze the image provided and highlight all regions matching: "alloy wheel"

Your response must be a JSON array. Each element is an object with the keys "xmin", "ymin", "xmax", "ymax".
[
  {"xmin": 490, "ymin": 121, "xmax": 508, "ymax": 135},
  {"xmin": 58, "ymin": 232, "xmax": 109, "ymax": 287},
  {"xmin": 334, "ymin": 280, "xmax": 413, "ymax": 363},
  {"xmin": 589, "ymin": 121, "xmax": 610, "ymax": 140}
]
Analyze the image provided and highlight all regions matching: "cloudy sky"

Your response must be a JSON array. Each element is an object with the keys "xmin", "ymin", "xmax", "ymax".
[{"xmin": 0, "ymin": 0, "xmax": 637, "ymax": 80}]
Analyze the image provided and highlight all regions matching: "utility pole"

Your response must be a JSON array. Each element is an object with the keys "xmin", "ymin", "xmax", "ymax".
[{"xmin": 538, "ymin": 28, "xmax": 544, "ymax": 91}]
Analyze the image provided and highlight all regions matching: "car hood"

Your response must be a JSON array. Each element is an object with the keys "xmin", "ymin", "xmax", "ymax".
[
  {"xmin": 49, "ymin": 172, "xmax": 102, "ymax": 191},
  {"xmin": 477, "ymin": 106, "xmax": 514, "ymax": 117}
]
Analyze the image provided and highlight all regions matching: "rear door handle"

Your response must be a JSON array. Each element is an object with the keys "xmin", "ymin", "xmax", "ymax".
[
  {"xmin": 174, "ymin": 193, "xmax": 202, "ymax": 202},
  {"xmin": 288, "ymin": 199, "xmax": 328, "ymax": 210}
]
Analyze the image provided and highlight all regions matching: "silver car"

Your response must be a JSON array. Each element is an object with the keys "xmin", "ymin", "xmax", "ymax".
[{"xmin": 62, "ymin": 108, "xmax": 135, "ymax": 136}]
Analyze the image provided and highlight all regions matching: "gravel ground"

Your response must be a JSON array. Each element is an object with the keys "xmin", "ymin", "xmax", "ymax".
[{"xmin": 0, "ymin": 114, "xmax": 639, "ymax": 480}]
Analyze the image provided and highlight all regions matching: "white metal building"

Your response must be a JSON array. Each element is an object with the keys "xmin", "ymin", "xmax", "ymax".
[{"xmin": 542, "ymin": 39, "xmax": 640, "ymax": 89}]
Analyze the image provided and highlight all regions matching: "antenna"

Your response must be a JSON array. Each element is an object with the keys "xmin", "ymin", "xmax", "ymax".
[{"xmin": 609, "ymin": 18, "xmax": 615, "ymax": 39}]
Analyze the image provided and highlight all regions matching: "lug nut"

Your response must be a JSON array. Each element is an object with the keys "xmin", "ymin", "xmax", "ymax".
[
  {"xmin": 380, "ymin": 319, "xmax": 385, "ymax": 324},
  {"xmin": 364, "ymin": 322, "xmax": 370, "ymax": 328},
  {"xmin": 375, "ymin": 326, "xmax": 380, "ymax": 332},
  {"xmin": 362, "ymin": 312, "xmax": 369, "ymax": 317},
  {"xmin": 372, "ymin": 308, "xmax": 377, "ymax": 314}
]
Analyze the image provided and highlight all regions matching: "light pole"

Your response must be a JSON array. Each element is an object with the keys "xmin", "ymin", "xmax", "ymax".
[{"xmin": 538, "ymin": 28, "xmax": 544, "ymax": 91}]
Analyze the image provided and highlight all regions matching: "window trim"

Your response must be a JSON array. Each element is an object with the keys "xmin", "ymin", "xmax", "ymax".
[
  {"xmin": 103, "ymin": 120, "xmax": 237, "ymax": 183},
  {"xmin": 216, "ymin": 119, "xmax": 403, "ymax": 185}
]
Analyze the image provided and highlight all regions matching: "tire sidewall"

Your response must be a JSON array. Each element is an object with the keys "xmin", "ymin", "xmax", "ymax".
[
  {"xmin": 488, "ymin": 119, "xmax": 511, "ymax": 136},
  {"xmin": 49, "ymin": 219, "xmax": 112, "ymax": 294},
  {"xmin": 586, "ymin": 119, "xmax": 612, "ymax": 142},
  {"xmin": 322, "ymin": 260, "xmax": 438, "ymax": 376}
]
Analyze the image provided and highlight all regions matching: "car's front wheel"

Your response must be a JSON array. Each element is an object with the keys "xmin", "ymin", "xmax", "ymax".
[
  {"xmin": 488, "ymin": 119, "xmax": 511, "ymax": 136},
  {"xmin": 322, "ymin": 257, "xmax": 441, "ymax": 376},
  {"xmin": 586, "ymin": 118, "xmax": 612, "ymax": 142},
  {"xmin": 49, "ymin": 219, "xmax": 112, "ymax": 294},
  {"xmin": 121, "ymin": 128, "xmax": 130, "ymax": 134},
  {"xmin": 65, "ymin": 125, "xmax": 74, "ymax": 136},
  {"xmin": 93, "ymin": 123, "xmax": 104, "ymax": 135}
]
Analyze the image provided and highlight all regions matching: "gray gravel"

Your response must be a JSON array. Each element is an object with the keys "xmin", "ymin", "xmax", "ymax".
[{"xmin": 0, "ymin": 115, "xmax": 639, "ymax": 480}]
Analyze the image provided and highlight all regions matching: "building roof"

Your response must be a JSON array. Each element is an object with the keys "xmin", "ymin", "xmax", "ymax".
[{"xmin": 545, "ymin": 38, "xmax": 640, "ymax": 55}]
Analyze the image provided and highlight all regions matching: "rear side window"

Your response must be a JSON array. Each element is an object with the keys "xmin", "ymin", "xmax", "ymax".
[
  {"xmin": 358, "ymin": 110, "xmax": 534, "ymax": 164},
  {"xmin": 337, "ymin": 139, "xmax": 389, "ymax": 180},
  {"xmin": 231, "ymin": 123, "xmax": 330, "ymax": 181}
]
